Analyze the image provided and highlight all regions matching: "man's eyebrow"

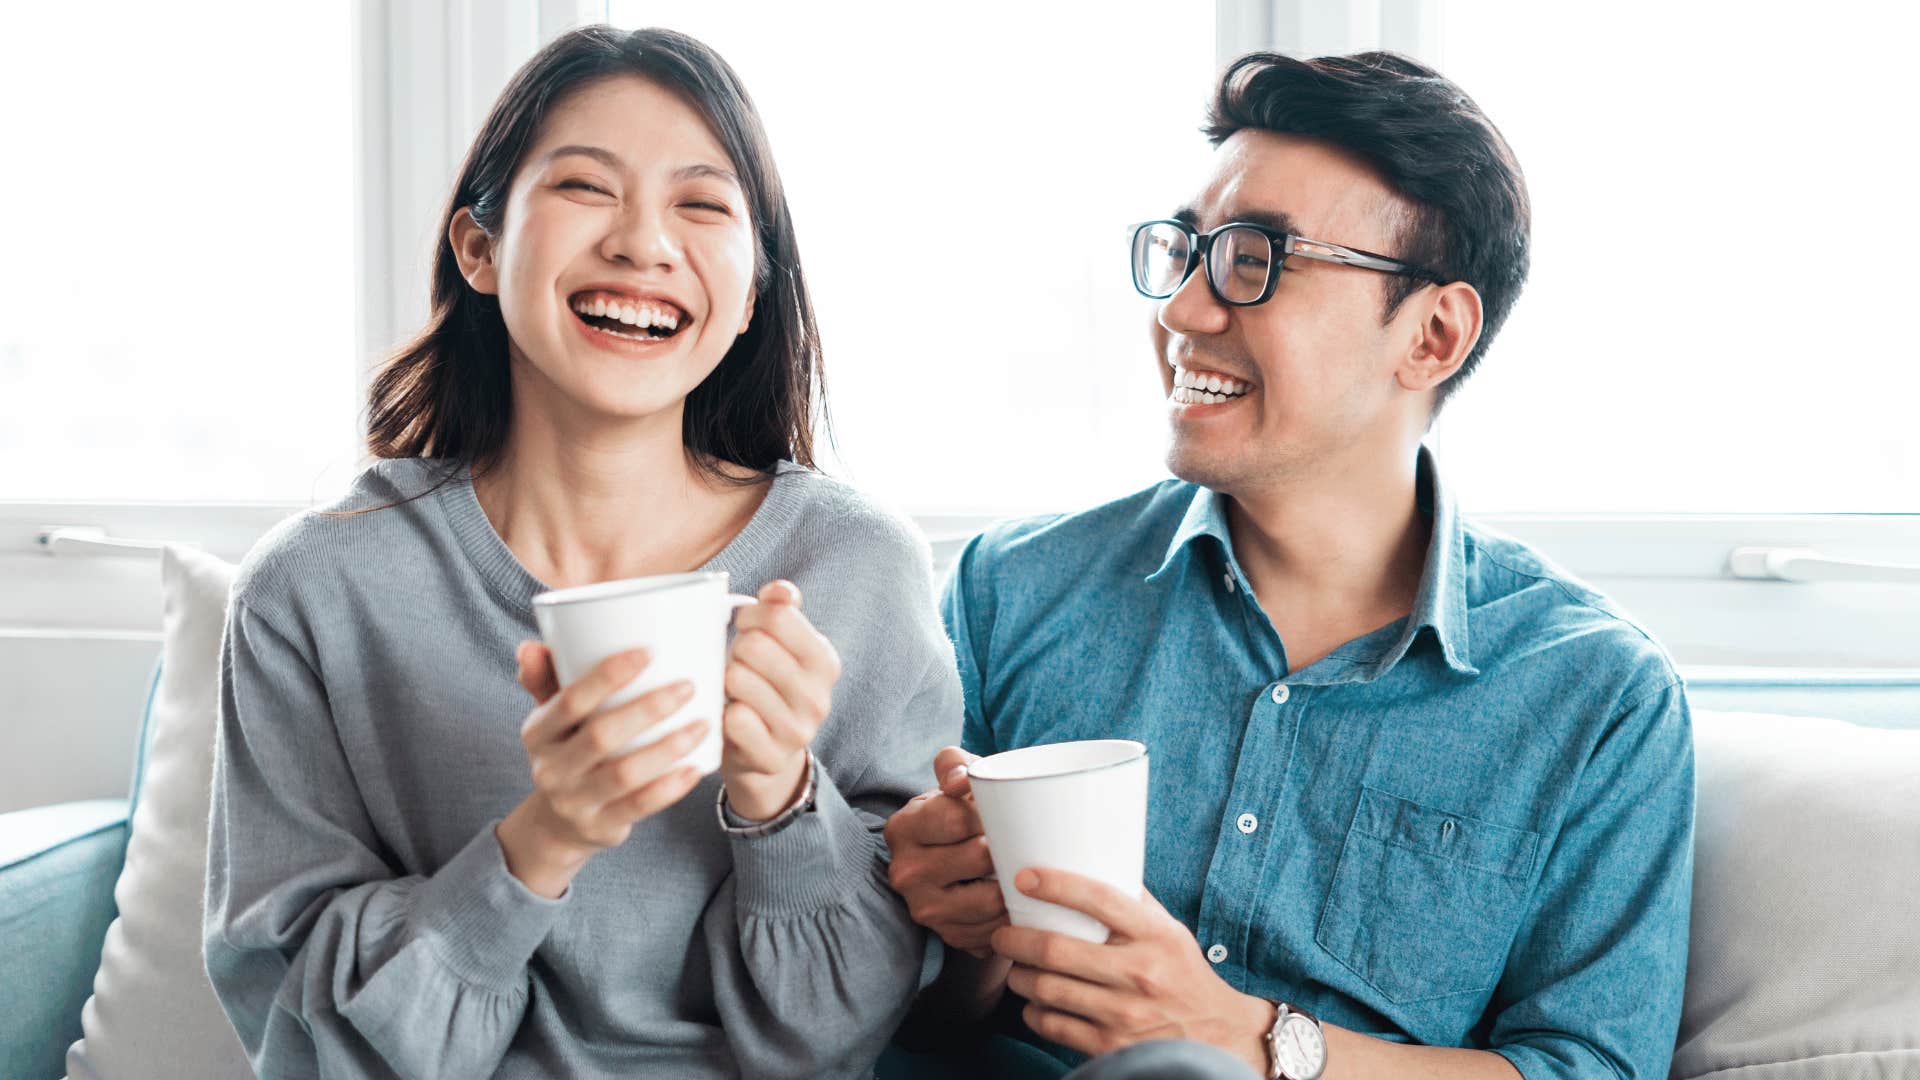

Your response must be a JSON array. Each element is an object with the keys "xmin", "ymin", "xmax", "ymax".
[
  {"xmin": 1171, "ymin": 205, "xmax": 1302, "ymax": 236},
  {"xmin": 542, "ymin": 146, "xmax": 742, "ymax": 189}
]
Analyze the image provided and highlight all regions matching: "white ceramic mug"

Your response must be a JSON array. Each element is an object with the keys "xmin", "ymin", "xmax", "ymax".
[
  {"xmin": 531, "ymin": 571, "xmax": 755, "ymax": 776},
  {"xmin": 967, "ymin": 739, "xmax": 1149, "ymax": 944}
]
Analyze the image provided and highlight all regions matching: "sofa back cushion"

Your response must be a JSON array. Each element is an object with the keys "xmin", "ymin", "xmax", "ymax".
[
  {"xmin": 1673, "ymin": 710, "xmax": 1920, "ymax": 1079},
  {"xmin": 64, "ymin": 544, "xmax": 254, "ymax": 1080}
]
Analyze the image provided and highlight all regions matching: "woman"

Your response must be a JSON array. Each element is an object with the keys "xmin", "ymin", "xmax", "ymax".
[{"xmin": 203, "ymin": 26, "xmax": 960, "ymax": 1079}]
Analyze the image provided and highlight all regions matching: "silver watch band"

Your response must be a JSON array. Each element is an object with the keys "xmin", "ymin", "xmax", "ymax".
[{"xmin": 714, "ymin": 753, "xmax": 817, "ymax": 838}]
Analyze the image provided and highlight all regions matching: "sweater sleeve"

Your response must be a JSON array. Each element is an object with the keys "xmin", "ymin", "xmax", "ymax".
[
  {"xmin": 700, "ymin": 547, "xmax": 967, "ymax": 1077},
  {"xmin": 203, "ymin": 598, "xmax": 567, "ymax": 1080}
]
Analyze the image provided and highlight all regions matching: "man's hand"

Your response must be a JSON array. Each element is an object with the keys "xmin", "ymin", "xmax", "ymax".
[
  {"xmin": 882, "ymin": 746, "xmax": 1009, "ymax": 957},
  {"xmin": 991, "ymin": 868, "xmax": 1274, "ymax": 1070}
]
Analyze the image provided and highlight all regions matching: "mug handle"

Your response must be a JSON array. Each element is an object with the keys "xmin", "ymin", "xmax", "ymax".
[{"xmin": 726, "ymin": 593, "xmax": 757, "ymax": 611}]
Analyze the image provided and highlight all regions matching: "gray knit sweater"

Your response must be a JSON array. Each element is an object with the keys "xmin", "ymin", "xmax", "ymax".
[{"xmin": 203, "ymin": 457, "xmax": 962, "ymax": 1079}]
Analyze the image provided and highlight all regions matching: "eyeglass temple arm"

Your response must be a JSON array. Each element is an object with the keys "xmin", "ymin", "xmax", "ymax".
[{"xmin": 1288, "ymin": 238, "xmax": 1441, "ymax": 280}]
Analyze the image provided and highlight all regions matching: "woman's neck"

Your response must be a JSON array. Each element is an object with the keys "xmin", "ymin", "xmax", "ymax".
[{"xmin": 470, "ymin": 401, "xmax": 770, "ymax": 591}]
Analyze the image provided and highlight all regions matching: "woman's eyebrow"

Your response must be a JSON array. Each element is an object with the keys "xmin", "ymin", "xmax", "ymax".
[
  {"xmin": 540, "ymin": 145, "xmax": 740, "ymax": 190},
  {"xmin": 543, "ymin": 144, "xmax": 624, "ymax": 170},
  {"xmin": 673, "ymin": 163, "xmax": 741, "ymax": 188}
]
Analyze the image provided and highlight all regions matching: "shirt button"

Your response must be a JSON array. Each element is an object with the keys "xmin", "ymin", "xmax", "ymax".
[
  {"xmin": 1236, "ymin": 813, "xmax": 1258, "ymax": 834},
  {"xmin": 1206, "ymin": 943, "xmax": 1228, "ymax": 964},
  {"xmin": 1271, "ymin": 683, "xmax": 1290, "ymax": 705},
  {"xmin": 1223, "ymin": 573, "xmax": 1237, "ymax": 593}
]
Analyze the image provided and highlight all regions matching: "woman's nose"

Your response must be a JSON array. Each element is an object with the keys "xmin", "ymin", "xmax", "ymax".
[{"xmin": 599, "ymin": 205, "xmax": 681, "ymax": 270}]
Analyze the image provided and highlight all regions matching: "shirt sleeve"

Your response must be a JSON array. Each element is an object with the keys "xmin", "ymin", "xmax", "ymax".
[
  {"xmin": 1484, "ymin": 678, "xmax": 1695, "ymax": 1080},
  {"xmin": 701, "ymin": 547, "xmax": 967, "ymax": 1078},
  {"xmin": 203, "ymin": 598, "xmax": 566, "ymax": 1080},
  {"xmin": 940, "ymin": 533, "xmax": 998, "ymax": 757}
]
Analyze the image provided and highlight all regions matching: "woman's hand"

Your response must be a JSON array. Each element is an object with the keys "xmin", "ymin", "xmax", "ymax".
[
  {"xmin": 721, "ymin": 580, "xmax": 843, "ymax": 821},
  {"xmin": 497, "ymin": 643, "xmax": 710, "ymax": 898}
]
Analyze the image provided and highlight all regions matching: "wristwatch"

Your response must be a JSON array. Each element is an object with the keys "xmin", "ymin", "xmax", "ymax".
[{"xmin": 1264, "ymin": 1000, "xmax": 1327, "ymax": 1080}]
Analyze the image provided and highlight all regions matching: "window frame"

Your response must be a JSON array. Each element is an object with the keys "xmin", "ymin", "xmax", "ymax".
[{"xmin": 2, "ymin": 0, "xmax": 1914, "ymax": 690}]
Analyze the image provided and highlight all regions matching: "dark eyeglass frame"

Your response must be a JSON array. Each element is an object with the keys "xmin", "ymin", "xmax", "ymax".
[{"xmin": 1129, "ymin": 219, "xmax": 1447, "ymax": 307}]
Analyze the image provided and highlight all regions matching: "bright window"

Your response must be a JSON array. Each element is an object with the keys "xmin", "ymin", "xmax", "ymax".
[
  {"xmin": 0, "ymin": 5, "xmax": 358, "ymax": 502},
  {"xmin": 1432, "ymin": 1, "xmax": 1920, "ymax": 512},
  {"xmin": 608, "ymin": 1, "xmax": 1217, "ymax": 513}
]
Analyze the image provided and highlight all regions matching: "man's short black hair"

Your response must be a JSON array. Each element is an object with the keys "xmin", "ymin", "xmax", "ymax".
[{"xmin": 1206, "ymin": 51, "xmax": 1530, "ymax": 412}]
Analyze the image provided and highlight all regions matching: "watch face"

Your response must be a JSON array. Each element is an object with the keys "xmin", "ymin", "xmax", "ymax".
[{"xmin": 1275, "ymin": 1013, "xmax": 1326, "ymax": 1078}]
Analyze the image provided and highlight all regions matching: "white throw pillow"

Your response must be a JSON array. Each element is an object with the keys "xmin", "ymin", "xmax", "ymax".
[
  {"xmin": 1672, "ymin": 710, "xmax": 1920, "ymax": 1080},
  {"xmin": 65, "ymin": 544, "xmax": 254, "ymax": 1080}
]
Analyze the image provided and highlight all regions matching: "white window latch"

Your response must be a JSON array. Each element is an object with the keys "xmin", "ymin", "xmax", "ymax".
[
  {"xmin": 1729, "ymin": 546, "xmax": 1920, "ymax": 584},
  {"xmin": 36, "ymin": 525, "xmax": 182, "ymax": 560}
]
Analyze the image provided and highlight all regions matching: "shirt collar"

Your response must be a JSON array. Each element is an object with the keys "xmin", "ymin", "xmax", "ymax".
[{"xmin": 1146, "ymin": 445, "xmax": 1477, "ymax": 678}]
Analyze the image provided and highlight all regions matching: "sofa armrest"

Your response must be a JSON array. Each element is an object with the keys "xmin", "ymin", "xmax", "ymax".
[{"xmin": 0, "ymin": 799, "xmax": 130, "ymax": 1080}]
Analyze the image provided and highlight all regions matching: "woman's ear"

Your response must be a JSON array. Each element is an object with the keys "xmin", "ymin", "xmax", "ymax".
[
  {"xmin": 737, "ymin": 285, "xmax": 756, "ymax": 336},
  {"xmin": 449, "ymin": 208, "xmax": 500, "ymax": 295}
]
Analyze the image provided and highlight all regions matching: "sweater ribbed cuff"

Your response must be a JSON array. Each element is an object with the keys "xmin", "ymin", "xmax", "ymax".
[
  {"xmin": 727, "ymin": 766, "xmax": 882, "ymax": 917},
  {"xmin": 412, "ymin": 820, "xmax": 568, "ymax": 992}
]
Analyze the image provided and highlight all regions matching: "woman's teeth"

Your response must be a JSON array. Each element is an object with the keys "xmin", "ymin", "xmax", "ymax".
[
  {"xmin": 570, "ymin": 293, "xmax": 683, "ymax": 340},
  {"xmin": 1169, "ymin": 367, "xmax": 1251, "ymax": 405}
]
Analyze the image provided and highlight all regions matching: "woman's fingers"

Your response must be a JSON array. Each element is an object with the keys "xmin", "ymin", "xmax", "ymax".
[
  {"xmin": 599, "ymin": 762, "xmax": 706, "ymax": 824},
  {"xmin": 540, "ymin": 679, "xmax": 696, "ymax": 788},
  {"xmin": 721, "ymin": 700, "xmax": 786, "ymax": 774},
  {"xmin": 520, "ymin": 647, "xmax": 651, "ymax": 749},
  {"xmin": 516, "ymin": 641, "xmax": 561, "ymax": 703},
  {"xmin": 576, "ymin": 718, "xmax": 710, "ymax": 808},
  {"xmin": 723, "ymin": 655, "xmax": 798, "ymax": 739},
  {"xmin": 733, "ymin": 592, "xmax": 842, "ymax": 687}
]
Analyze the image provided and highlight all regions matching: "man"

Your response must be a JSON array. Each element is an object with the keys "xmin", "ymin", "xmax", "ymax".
[{"xmin": 883, "ymin": 51, "xmax": 1693, "ymax": 1080}]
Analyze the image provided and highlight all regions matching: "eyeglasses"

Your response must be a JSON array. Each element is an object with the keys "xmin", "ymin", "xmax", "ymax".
[{"xmin": 1129, "ymin": 219, "xmax": 1446, "ymax": 307}]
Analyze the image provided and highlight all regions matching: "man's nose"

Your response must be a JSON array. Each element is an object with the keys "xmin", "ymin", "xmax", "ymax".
[{"xmin": 1158, "ymin": 260, "xmax": 1229, "ymax": 338}]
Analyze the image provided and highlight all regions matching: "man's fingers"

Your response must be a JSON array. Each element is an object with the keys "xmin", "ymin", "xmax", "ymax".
[
  {"xmin": 1007, "ymin": 964, "xmax": 1135, "ymax": 1028},
  {"xmin": 905, "ymin": 792, "xmax": 987, "ymax": 846},
  {"xmin": 990, "ymin": 924, "xmax": 1123, "ymax": 988},
  {"xmin": 1013, "ymin": 868, "xmax": 1157, "ymax": 941},
  {"xmin": 1020, "ymin": 1002, "xmax": 1105, "ymax": 1058},
  {"xmin": 932, "ymin": 746, "xmax": 979, "ymax": 796}
]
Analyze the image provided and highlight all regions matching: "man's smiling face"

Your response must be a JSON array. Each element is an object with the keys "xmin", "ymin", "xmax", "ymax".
[{"xmin": 1152, "ymin": 129, "xmax": 1436, "ymax": 495}]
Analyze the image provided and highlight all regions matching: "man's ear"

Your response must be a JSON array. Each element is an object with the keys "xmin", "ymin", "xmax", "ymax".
[
  {"xmin": 449, "ymin": 207, "xmax": 499, "ymax": 295},
  {"xmin": 1396, "ymin": 280, "xmax": 1483, "ymax": 393}
]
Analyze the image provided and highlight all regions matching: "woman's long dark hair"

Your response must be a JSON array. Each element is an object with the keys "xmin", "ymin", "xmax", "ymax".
[{"xmin": 344, "ymin": 25, "xmax": 825, "ymax": 513}]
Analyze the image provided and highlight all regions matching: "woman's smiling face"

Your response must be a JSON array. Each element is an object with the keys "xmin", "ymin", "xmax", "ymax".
[{"xmin": 453, "ymin": 74, "xmax": 759, "ymax": 427}]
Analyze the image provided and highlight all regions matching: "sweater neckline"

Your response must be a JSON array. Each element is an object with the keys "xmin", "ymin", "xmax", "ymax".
[{"xmin": 435, "ymin": 458, "xmax": 812, "ymax": 616}]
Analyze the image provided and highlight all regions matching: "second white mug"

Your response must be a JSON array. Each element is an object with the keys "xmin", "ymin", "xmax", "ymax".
[{"xmin": 967, "ymin": 739, "xmax": 1150, "ymax": 944}]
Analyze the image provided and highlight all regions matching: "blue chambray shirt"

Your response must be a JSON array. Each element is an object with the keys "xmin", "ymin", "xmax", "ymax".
[{"xmin": 942, "ymin": 448, "xmax": 1694, "ymax": 1080}]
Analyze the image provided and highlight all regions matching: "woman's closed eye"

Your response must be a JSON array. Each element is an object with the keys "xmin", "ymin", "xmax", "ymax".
[{"xmin": 558, "ymin": 179, "xmax": 611, "ymax": 196}]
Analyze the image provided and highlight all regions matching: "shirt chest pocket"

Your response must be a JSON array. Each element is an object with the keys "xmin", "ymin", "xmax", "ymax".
[{"xmin": 1314, "ymin": 786, "xmax": 1540, "ymax": 1005}]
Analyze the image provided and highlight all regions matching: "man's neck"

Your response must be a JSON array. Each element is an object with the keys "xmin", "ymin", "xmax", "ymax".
[{"xmin": 1222, "ymin": 448, "xmax": 1431, "ymax": 672}]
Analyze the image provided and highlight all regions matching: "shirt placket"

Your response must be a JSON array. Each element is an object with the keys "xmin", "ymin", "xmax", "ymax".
[{"xmin": 1191, "ymin": 550, "xmax": 1298, "ymax": 987}]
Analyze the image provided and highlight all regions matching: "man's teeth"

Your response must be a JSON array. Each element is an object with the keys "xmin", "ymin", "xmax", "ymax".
[
  {"xmin": 570, "ymin": 294, "xmax": 682, "ymax": 331},
  {"xmin": 1169, "ymin": 367, "xmax": 1251, "ymax": 405}
]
